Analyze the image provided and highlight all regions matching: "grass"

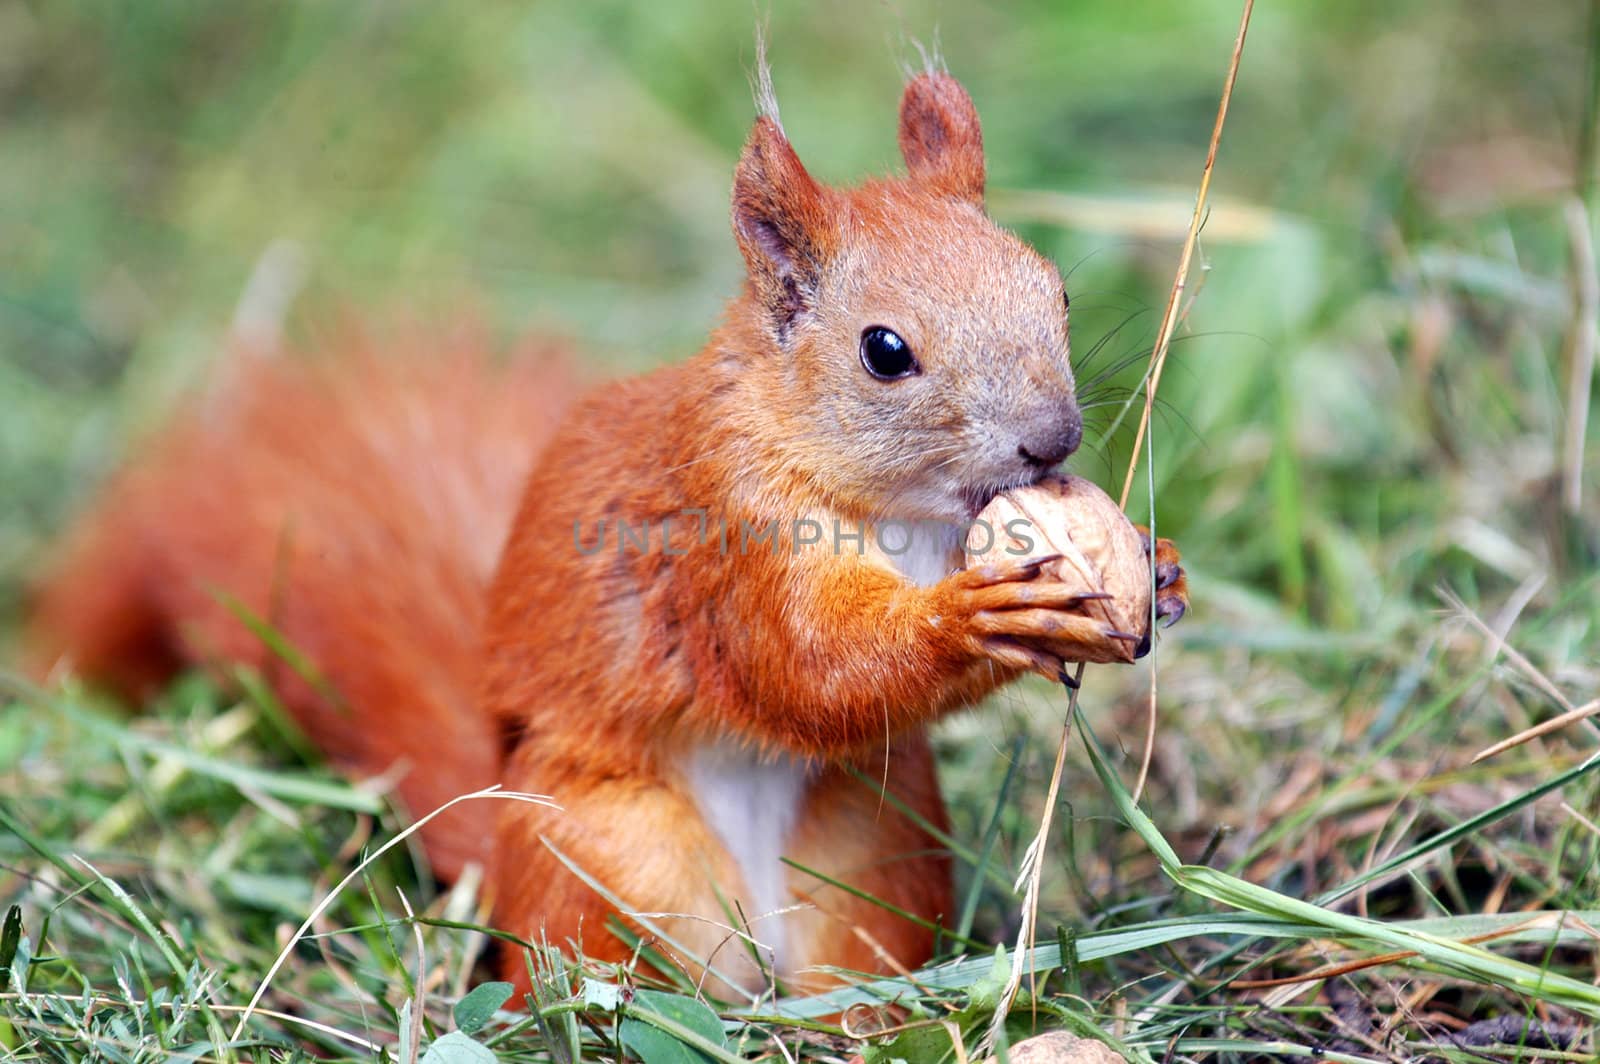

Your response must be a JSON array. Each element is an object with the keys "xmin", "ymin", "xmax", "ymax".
[{"xmin": 3, "ymin": 0, "xmax": 1600, "ymax": 1060}]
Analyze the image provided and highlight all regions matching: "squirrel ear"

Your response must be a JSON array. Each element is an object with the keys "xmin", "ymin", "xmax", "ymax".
[
  {"xmin": 898, "ymin": 73, "xmax": 985, "ymax": 205},
  {"xmin": 731, "ymin": 117, "xmax": 834, "ymax": 340}
]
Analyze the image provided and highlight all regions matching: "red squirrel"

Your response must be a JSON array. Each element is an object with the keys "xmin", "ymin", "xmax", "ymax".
[{"xmin": 29, "ymin": 68, "xmax": 1188, "ymax": 996}]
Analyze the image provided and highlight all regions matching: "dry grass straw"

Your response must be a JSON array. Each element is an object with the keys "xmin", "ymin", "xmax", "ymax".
[
  {"xmin": 1564, "ymin": 0, "xmax": 1600, "ymax": 513},
  {"xmin": 1561, "ymin": 197, "xmax": 1598, "ymax": 515},
  {"xmin": 981, "ymin": 1, "xmax": 1256, "ymax": 1052},
  {"xmin": 1438, "ymin": 585, "xmax": 1600, "ymax": 763}
]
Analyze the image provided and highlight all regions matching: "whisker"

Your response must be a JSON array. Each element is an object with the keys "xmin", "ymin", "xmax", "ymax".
[{"xmin": 1072, "ymin": 311, "xmax": 1151, "ymax": 383}]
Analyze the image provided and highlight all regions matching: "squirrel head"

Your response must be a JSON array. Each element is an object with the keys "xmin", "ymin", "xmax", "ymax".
[{"xmin": 728, "ymin": 71, "xmax": 1081, "ymax": 523}]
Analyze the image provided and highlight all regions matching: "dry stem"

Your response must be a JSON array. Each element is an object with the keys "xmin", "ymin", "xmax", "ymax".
[{"xmin": 984, "ymin": 1, "xmax": 1255, "ymax": 1051}]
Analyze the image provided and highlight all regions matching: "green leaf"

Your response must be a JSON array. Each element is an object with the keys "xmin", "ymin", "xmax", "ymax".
[
  {"xmin": 421, "ymin": 1031, "xmax": 498, "ymax": 1064},
  {"xmin": 397, "ymin": 999, "xmax": 413, "ymax": 1064},
  {"xmin": 454, "ymin": 981, "xmax": 515, "ymax": 1035},
  {"xmin": 965, "ymin": 945, "xmax": 1012, "ymax": 1011},
  {"xmin": 582, "ymin": 978, "xmax": 622, "ymax": 1010},
  {"xmin": 620, "ymin": 989, "xmax": 730, "ymax": 1064},
  {"xmin": 7, "ymin": 935, "xmax": 28, "ymax": 995},
  {"xmin": 0, "ymin": 905, "xmax": 20, "ymax": 989},
  {"xmin": 859, "ymin": 1023, "xmax": 953, "ymax": 1064}
]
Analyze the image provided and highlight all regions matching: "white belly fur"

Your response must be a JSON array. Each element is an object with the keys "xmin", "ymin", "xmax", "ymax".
[
  {"xmin": 684, "ymin": 740, "xmax": 816, "ymax": 973},
  {"xmin": 680, "ymin": 522, "xmax": 952, "ymax": 977},
  {"xmin": 879, "ymin": 521, "xmax": 963, "ymax": 587}
]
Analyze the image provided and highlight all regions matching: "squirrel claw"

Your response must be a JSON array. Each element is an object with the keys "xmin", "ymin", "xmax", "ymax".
[
  {"xmin": 1134, "ymin": 524, "xmax": 1188, "ymax": 636},
  {"xmin": 1158, "ymin": 598, "xmax": 1187, "ymax": 628},
  {"xmin": 981, "ymin": 637, "xmax": 1066, "ymax": 680},
  {"xmin": 1136, "ymin": 598, "xmax": 1185, "ymax": 658},
  {"xmin": 961, "ymin": 552, "xmax": 1065, "ymax": 589},
  {"xmin": 1022, "ymin": 553, "xmax": 1065, "ymax": 576}
]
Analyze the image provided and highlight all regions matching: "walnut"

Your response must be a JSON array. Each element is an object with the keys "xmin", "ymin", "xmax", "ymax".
[
  {"xmin": 964, "ymin": 474, "xmax": 1151, "ymax": 664},
  {"xmin": 982, "ymin": 1031, "xmax": 1128, "ymax": 1064}
]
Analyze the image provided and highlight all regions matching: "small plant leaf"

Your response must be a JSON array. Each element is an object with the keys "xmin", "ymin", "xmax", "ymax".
[
  {"xmin": 966, "ymin": 944, "xmax": 1012, "ymax": 1010},
  {"xmin": 421, "ymin": 1031, "xmax": 498, "ymax": 1064},
  {"xmin": 397, "ymin": 999, "xmax": 413, "ymax": 1064},
  {"xmin": 8, "ymin": 935, "xmax": 28, "ymax": 995},
  {"xmin": 582, "ymin": 978, "xmax": 622, "ymax": 1010},
  {"xmin": 0, "ymin": 905, "xmax": 20, "ymax": 988},
  {"xmin": 619, "ymin": 989, "xmax": 728, "ymax": 1064},
  {"xmin": 860, "ymin": 1023, "xmax": 954, "ymax": 1064},
  {"xmin": 454, "ymin": 981, "xmax": 514, "ymax": 1035}
]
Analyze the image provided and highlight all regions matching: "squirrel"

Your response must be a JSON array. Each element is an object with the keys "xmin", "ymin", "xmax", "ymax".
[{"xmin": 28, "ymin": 68, "xmax": 1188, "ymax": 997}]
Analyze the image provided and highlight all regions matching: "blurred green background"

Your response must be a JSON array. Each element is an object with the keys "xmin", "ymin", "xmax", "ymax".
[{"xmin": 2, "ymin": 0, "xmax": 1595, "ymax": 649}]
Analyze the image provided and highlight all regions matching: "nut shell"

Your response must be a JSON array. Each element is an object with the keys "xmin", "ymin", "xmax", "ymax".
[{"xmin": 963, "ymin": 474, "xmax": 1151, "ymax": 663}]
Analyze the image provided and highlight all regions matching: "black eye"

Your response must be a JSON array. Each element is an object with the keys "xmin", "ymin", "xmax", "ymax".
[
  {"xmin": 859, "ymin": 327, "xmax": 919, "ymax": 380},
  {"xmin": 1062, "ymin": 290, "xmax": 1070, "ymax": 313}
]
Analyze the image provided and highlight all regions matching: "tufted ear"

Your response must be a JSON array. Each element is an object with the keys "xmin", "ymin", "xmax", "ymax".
[
  {"xmin": 731, "ymin": 117, "xmax": 837, "ymax": 342},
  {"xmin": 898, "ymin": 72, "xmax": 985, "ymax": 205}
]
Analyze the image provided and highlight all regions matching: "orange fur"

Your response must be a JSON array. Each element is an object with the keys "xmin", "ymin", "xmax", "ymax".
[
  {"xmin": 30, "ymin": 324, "xmax": 576, "ymax": 879},
  {"xmin": 30, "ymin": 72, "xmax": 1188, "ymax": 996}
]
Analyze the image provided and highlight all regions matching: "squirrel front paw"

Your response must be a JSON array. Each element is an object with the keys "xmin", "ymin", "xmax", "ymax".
[
  {"xmin": 937, "ymin": 556, "xmax": 1142, "ymax": 680},
  {"xmin": 1134, "ymin": 528, "xmax": 1188, "ymax": 658}
]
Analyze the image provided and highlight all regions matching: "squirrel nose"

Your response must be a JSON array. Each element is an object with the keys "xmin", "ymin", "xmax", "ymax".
[{"xmin": 1016, "ymin": 406, "xmax": 1083, "ymax": 468}]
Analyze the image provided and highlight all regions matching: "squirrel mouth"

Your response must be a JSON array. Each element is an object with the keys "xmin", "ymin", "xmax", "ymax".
[{"xmin": 962, "ymin": 463, "xmax": 1061, "ymax": 518}]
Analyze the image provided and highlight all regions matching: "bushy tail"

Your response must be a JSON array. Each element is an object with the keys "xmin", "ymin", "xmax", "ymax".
[{"xmin": 28, "ymin": 321, "xmax": 578, "ymax": 878}]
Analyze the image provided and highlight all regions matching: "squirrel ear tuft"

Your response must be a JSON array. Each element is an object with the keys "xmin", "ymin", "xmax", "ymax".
[
  {"xmin": 898, "ymin": 73, "xmax": 985, "ymax": 206},
  {"xmin": 731, "ymin": 117, "xmax": 834, "ymax": 341}
]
